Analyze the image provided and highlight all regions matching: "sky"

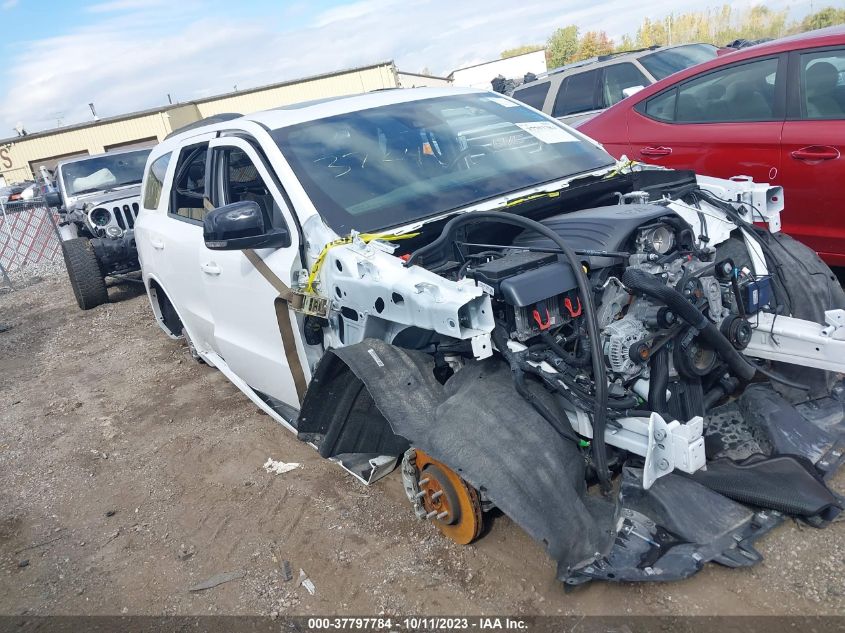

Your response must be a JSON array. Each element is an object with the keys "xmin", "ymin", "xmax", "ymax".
[{"xmin": 0, "ymin": 0, "xmax": 816, "ymax": 135}]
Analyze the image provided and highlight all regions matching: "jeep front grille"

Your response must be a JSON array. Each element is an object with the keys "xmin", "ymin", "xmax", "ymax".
[{"xmin": 112, "ymin": 202, "xmax": 139, "ymax": 230}]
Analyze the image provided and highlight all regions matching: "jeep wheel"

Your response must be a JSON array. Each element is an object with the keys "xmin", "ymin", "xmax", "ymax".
[{"xmin": 61, "ymin": 237, "xmax": 109, "ymax": 310}]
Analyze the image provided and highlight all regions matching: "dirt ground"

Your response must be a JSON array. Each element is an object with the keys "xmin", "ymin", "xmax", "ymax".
[{"xmin": 1, "ymin": 275, "xmax": 843, "ymax": 616}]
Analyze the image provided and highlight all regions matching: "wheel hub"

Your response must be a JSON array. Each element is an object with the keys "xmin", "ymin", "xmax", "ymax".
[{"xmin": 413, "ymin": 450, "xmax": 482, "ymax": 545}]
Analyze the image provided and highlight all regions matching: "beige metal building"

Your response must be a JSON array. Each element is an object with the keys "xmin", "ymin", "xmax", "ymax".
[{"xmin": 0, "ymin": 61, "xmax": 426, "ymax": 185}]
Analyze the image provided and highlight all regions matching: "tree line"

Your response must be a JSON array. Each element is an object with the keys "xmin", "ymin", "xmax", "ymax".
[{"xmin": 501, "ymin": 5, "xmax": 845, "ymax": 68}]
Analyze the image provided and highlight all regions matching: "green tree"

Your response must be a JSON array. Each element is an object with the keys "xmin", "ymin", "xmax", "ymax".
[
  {"xmin": 616, "ymin": 34, "xmax": 636, "ymax": 52},
  {"xmin": 799, "ymin": 7, "xmax": 845, "ymax": 31},
  {"xmin": 501, "ymin": 44, "xmax": 544, "ymax": 59},
  {"xmin": 546, "ymin": 25, "xmax": 579, "ymax": 68},
  {"xmin": 574, "ymin": 31, "xmax": 615, "ymax": 61}
]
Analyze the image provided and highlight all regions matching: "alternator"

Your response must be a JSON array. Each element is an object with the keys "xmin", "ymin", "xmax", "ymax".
[{"xmin": 603, "ymin": 317, "xmax": 649, "ymax": 377}]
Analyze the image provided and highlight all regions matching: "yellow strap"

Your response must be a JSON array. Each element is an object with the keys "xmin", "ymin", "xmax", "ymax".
[{"xmin": 305, "ymin": 232, "xmax": 418, "ymax": 294}]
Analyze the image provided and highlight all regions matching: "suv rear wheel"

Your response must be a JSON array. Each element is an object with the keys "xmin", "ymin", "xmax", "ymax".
[{"xmin": 61, "ymin": 237, "xmax": 109, "ymax": 310}]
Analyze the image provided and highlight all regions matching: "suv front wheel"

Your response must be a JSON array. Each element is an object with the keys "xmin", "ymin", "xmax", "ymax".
[{"xmin": 61, "ymin": 237, "xmax": 109, "ymax": 310}]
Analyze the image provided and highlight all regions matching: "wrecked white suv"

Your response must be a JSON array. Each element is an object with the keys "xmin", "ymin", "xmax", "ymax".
[{"xmin": 135, "ymin": 87, "xmax": 845, "ymax": 586}]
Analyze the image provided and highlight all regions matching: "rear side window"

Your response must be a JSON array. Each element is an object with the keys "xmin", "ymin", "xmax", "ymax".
[
  {"xmin": 513, "ymin": 81, "xmax": 551, "ymax": 110},
  {"xmin": 142, "ymin": 153, "xmax": 171, "ymax": 210},
  {"xmin": 640, "ymin": 89, "xmax": 678, "ymax": 121},
  {"xmin": 602, "ymin": 63, "xmax": 649, "ymax": 107},
  {"xmin": 800, "ymin": 49, "xmax": 845, "ymax": 120},
  {"xmin": 169, "ymin": 144, "xmax": 209, "ymax": 222},
  {"xmin": 639, "ymin": 44, "xmax": 719, "ymax": 81},
  {"xmin": 552, "ymin": 69, "xmax": 601, "ymax": 117},
  {"xmin": 638, "ymin": 58, "xmax": 779, "ymax": 123}
]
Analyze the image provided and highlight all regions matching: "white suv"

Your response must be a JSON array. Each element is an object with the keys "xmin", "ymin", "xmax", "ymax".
[{"xmin": 135, "ymin": 87, "xmax": 845, "ymax": 586}]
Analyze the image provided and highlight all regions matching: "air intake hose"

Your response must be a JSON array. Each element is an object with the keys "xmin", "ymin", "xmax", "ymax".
[
  {"xmin": 622, "ymin": 268, "xmax": 757, "ymax": 382},
  {"xmin": 648, "ymin": 347, "xmax": 670, "ymax": 415}
]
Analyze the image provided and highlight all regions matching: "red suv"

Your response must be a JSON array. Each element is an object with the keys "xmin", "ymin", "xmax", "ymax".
[{"xmin": 578, "ymin": 26, "xmax": 845, "ymax": 265}]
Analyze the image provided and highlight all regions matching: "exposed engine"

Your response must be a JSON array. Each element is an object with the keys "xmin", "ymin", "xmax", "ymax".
[
  {"xmin": 300, "ymin": 167, "xmax": 845, "ymax": 586},
  {"xmin": 463, "ymin": 202, "xmax": 760, "ymax": 426}
]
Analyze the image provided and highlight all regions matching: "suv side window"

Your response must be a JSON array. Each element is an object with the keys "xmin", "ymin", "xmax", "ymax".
[
  {"xmin": 143, "ymin": 152, "xmax": 171, "ymax": 210},
  {"xmin": 799, "ymin": 49, "xmax": 845, "ymax": 120},
  {"xmin": 602, "ymin": 63, "xmax": 649, "ymax": 107},
  {"xmin": 513, "ymin": 81, "xmax": 551, "ymax": 110},
  {"xmin": 169, "ymin": 143, "xmax": 208, "ymax": 222},
  {"xmin": 552, "ymin": 69, "xmax": 600, "ymax": 117},
  {"xmin": 640, "ymin": 58, "xmax": 780, "ymax": 123},
  {"xmin": 216, "ymin": 147, "xmax": 283, "ymax": 227}
]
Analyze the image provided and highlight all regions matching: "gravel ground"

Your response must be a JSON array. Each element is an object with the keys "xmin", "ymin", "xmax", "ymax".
[{"xmin": 0, "ymin": 276, "xmax": 843, "ymax": 616}]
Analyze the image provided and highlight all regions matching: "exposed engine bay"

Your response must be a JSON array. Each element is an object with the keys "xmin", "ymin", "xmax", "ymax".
[{"xmin": 296, "ymin": 165, "xmax": 845, "ymax": 585}]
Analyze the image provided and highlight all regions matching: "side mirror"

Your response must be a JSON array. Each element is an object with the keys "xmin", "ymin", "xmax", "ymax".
[
  {"xmin": 203, "ymin": 200, "xmax": 290, "ymax": 250},
  {"xmin": 45, "ymin": 191, "xmax": 63, "ymax": 208},
  {"xmin": 622, "ymin": 85, "xmax": 645, "ymax": 99}
]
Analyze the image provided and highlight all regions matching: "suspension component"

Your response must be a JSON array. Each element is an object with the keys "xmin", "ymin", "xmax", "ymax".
[{"xmin": 402, "ymin": 449, "xmax": 482, "ymax": 545}]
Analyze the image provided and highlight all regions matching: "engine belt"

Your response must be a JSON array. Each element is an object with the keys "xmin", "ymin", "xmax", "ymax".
[{"xmin": 203, "ymin": 197, "xmax": 308, "ymax": 404}]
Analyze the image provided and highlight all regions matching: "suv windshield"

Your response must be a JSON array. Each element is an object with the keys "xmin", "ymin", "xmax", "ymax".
[
  {"xmin": 61, "ymin": 149, "xmax": 151, "ymax": 196},
  {"xmin": 639, "ymin": 44, "xmax": 718, "ymax": 81},
  {"xmin": 272, "ymin": 94, "xmax": 614, "ymax": 234}
]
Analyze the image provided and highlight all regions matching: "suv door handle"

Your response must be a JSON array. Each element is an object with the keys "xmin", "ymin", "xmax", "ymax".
[
  {"xmin": 200, "ymin": 262, "xmax": 221, "ymax": 275},
  {"xmin": 791, "ymin": 145, "xmax": 840, "ymax": 162},
  {"xmin": 150, "ymin": 238, "xmax": 165, "ymax": 250},
  {"xmin": 640, "ymin": 146, "xmax": 673, "ymax": 157}
]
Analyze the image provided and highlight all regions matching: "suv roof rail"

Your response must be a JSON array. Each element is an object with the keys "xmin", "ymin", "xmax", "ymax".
[
  {"xmin": 165, "ymin": 113, "xmax": 243, "ymax": 140},
  {"xmin": 526, "ymin": 44, "xmax": 663, "ymax": 84},
  {"xmin": 596, "ymin": 44, "xmax": 661, "ymax": 61}
]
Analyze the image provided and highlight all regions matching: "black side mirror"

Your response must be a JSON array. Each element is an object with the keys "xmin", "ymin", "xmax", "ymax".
[
  {"xmin": 45, "ymin": 191, "xmax": 63, "ymax": 208},
  {"xmin": 203, "ymin": 200, "xmax": 290, "ymax": 250}
]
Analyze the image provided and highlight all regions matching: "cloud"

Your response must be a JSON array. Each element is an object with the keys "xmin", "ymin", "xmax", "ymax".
[
  {"xmin": 85, "ymin": 0, "xmax": 167, "ymax": 13},
  {"xmin": 2, "ymin": 0, "xmax": 20, "ymax": 10},
  {"xmin": 0, "ymin": 0, "xmax": 814, "ymax": 135}
]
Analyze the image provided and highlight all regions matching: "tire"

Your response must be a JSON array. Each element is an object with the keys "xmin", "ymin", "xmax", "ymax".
[
  {"xmin": 717, "ymin": 233, "xmax": 845, "ymax": 402},
  {"xmin": 61, "ymin": 237, "xmax": 109, "ymax": 310},
  {"xmin": 763, "ymin": 233, "xmax": 845, "ymax": 402}
]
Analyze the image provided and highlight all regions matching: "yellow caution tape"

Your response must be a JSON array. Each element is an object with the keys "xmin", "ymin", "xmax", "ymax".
[
  {"xmin": 604, "ymin": 158, "xmax": 639, "ymax": 179},
  {"xmin": 305, "ymin": 232, "xmax": 419, "ymax": 295},
  {"xmin": 504, "ymin": 190, "xmax": 561, "ymax": 208}
]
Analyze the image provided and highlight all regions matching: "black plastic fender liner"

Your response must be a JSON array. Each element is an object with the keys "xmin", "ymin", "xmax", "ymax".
[
  {"xmin": 738, "ymin": 383, "xmax": 835, "ymax": 465},
  {"xmin": 297, "ymin": 339, "xmax": 617, "ymax": 572},
  {"xmin": 691, "ymin": 455, "xmax": 843, "ymax": 525},
  {"xmin": 567, "ymin": 468, "xmax": 783, "ymax": 584}
]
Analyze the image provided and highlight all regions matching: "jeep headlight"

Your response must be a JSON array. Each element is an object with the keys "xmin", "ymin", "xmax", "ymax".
[{"xmin": 89, "ymin": 207, "xmax": 112, "ymax": 227}]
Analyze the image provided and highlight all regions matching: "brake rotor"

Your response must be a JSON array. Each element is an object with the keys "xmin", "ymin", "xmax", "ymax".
[{"xmin": 414, "ymin": 450, "xmax": 482, "ymax": 545}]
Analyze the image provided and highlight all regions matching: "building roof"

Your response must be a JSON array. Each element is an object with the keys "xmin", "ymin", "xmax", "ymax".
[
  {"xmin": 0, "ymin": 61, "xmax": 397, "ymax": 146},
  {"xmin": 447, "ymin": 48, "xmax": 546, "ymax": 78},
  {"xmin": 396, "ymin": 70, "xmax": 451, "ymax": 80}
]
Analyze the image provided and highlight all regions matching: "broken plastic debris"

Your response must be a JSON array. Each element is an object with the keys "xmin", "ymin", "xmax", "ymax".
[
  {"xmin": 188, "ymin": 570, "xmax": 245, "ymax": 592},
  {"xmin": 297, "ymin": 569, "xmax": 316, "ymax": 595},
  {"xmin": 263, "ymin": 458, "xmax": 301, "ymax": 475}
]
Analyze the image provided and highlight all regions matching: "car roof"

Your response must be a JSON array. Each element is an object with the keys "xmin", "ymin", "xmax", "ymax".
[
  {"xmin": 57, "ymin": 147, "xmax": 152, "ymax": 169},
  {"xmin": 585, "ymin": 25, "xmax": 845, "ymax": 119},
  {"xmin": 514, "ymin": 43, "xmax": 714, "ymax": 91},
  {"xmin": 162, "ymin": 87, "xmax": 488, "ymax": 144}
]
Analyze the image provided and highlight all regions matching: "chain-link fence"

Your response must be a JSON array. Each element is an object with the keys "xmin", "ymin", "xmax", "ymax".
[{"xmin": 0, "ymin": 198, "xmax": 64, "ymax": 290}]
